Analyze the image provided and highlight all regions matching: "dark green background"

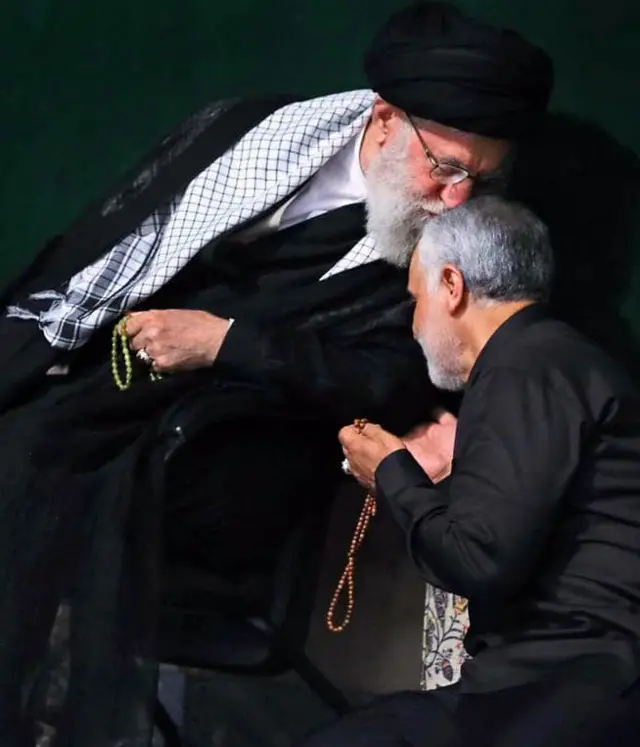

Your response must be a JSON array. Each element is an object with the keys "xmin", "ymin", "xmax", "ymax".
[{"xmin": 1, "ymin": 0, "xmax": 639, "ymax": 338}]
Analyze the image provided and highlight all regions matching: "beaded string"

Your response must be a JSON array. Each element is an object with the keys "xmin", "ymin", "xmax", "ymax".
[
  {"xmin": 326, "ymin": 418, "xmax": 377, "ymax": 633},
  {"xmin": 111, "ymin": 317, "xmax": 162, "ymax": 391}
]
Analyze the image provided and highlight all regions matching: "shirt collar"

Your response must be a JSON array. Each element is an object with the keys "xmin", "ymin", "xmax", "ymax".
[
  {"xmin": 348, "ymin": 124, "xmax": 368, "ymax": 200},
  {"xmin": 467, "ymin": 303, "xmax": 551, "ymax": 385}
]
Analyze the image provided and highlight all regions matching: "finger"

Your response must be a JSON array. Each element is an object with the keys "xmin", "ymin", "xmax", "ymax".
[
  {"xmin": 151, "ymin": 355, "xmax": 167, "ymax": 373},
  {"xmin": 356, "ymin": 422, "xmax": 383, "ymax": 440},
  {"xmin": 362, "ymin": 423, "xmax": 396, "ymax": 444},
  {"xmin": 127, "ymin": 328, "xmax": 150, "ymax": 352},
  {"xmin": 123, "ymin": 312, "xmax": 148, "ymax": 337},
  {"xmin": 338, "ymin": 426, "xmax": 358, "ymax": 446},
  {"xmin": 359, "ymin": 421, "xmax": 381, "ymax": 432},
  {"xmin": 432, "ymin": 407, "xmax": 455, "ymax": 424},
  {"xmin": 383, "ymin": 434, "xmax": 406, "ymax": 451},
  {"xmin": 131, "ymin": 322, "xmax": 164, "ymax": 351}
]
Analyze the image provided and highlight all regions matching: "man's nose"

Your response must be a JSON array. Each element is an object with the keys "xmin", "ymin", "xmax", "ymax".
[{"xmin": 440, "ymin": 180, "xmax": 474, "ymax": 209}]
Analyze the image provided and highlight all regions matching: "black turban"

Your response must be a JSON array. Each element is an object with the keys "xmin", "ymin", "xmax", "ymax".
[{"xmin": 364, "ymin": 2, "xmax": 554, "ymax": 139}]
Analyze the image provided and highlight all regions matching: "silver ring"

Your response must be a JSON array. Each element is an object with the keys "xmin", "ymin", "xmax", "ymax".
[
  {"xmin": 136, "ymin": 348, "xmax": 152, "ymax": 365},
  {"xmin": 341, "ymin": 458, "xmax": 351, "ymax": 475}
]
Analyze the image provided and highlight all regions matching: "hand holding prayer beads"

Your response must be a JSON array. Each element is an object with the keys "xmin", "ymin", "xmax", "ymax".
[
  {"xmin": 338, "ymin": 419, "xmax": 405, "ymax": 493},
  {"xmin": 124, "ymin": 309, "xmax": 230, "ymax": 374},
  {"xmin": 111, "ymin": 309, "xmax": 232, "ymax": 389},
  {"xmin": 327, "ymin": 418, "xmax": 404, "ymax": 633},
  {"xmin": 111, "ymin": 317, "xmax": 163, "ymax": 391}
]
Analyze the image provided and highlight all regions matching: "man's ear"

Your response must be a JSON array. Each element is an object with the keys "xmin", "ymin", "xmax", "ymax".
[
  {"xmin": 369, "ymin": 97, "xmax": 403, "ymax": 147},
  {"xmin": 441, "ymin": 265, "xmax": 466, "ymax": 315}
]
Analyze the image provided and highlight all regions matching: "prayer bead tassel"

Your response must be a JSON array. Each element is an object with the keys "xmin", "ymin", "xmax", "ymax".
[{"xmin": 327, "ymin": 418, "xmax": 376, "ymax": 633}]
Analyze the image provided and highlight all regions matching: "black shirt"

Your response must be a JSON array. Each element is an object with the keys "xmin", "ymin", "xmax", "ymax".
[{"xmin": 376, "ymin": 304, "xmax": 640, "ymax": 693}]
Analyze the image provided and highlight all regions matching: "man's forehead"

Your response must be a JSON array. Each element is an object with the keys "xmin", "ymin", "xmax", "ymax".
[{"xmin": 408, "ymin": 251, "xmax": 423, "ymax": 293}]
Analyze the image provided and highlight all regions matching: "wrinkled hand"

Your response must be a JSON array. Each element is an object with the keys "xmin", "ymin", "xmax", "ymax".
[
  {"xmin": 339, "ymin": 422, "xmax": 405, "ymax": 492},
  {"xmin": 125, "ymin": 309, "xmax": 230, "ymax": 373},
  {"xmin": 402, "ymin": 409, "xmax": 457, "ymax": 483}
]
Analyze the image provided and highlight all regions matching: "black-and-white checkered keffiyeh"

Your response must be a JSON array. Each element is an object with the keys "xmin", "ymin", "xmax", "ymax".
[{"xmin": 8, "ymin": 90, "xmax": 378, "ymax": 350}]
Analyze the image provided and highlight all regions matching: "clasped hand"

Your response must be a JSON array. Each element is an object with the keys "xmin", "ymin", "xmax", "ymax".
[
  {"xmin": 125, "ymin": 309, "xmax": 230, "ymax": 373},
  {"xmin": 339, "ymin": 410, "xmax": 457, "ymax": 493}
]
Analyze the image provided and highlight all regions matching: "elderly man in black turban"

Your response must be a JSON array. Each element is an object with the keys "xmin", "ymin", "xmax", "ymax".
[{"xmin": 0, "ymin": 3, "xmax": 553, "ymax": 744}]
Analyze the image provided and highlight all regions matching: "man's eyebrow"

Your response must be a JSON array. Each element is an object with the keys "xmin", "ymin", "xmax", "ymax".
[
  {"xmin": 438, "ymin": 155, "xmax": 504, "ymax": 183},
  {"xmin": 439, "ymin": 155, "xmax": 468, "ymax": 170},
  {"xmin": 431, "ymin": 147, "xmax": 506, "ymax": 183}
]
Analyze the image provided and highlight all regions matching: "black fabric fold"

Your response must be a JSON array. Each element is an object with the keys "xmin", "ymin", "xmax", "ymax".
[{"xmin": 0, "ymin": 188, "xmax": 435, "ymax": 744}]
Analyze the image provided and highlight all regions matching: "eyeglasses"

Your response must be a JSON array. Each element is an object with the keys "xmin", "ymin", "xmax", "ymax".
[{"xmin": 406, "ymin": 114, "xmax": 477, "ymax": 186}]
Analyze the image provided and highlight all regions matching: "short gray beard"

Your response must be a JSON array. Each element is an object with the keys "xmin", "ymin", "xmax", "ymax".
[
  {"xmin": 364, "ymin": 124, "xmax": 446, "ymax": 267},
  {"xmin": 417, "ymin": 328, "xmax": 466, "ymax": 391}
]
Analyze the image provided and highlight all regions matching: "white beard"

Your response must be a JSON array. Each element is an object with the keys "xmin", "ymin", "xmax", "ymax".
[{"xmin": 364, "ymin": 127, "xmax": 446, "ymax": 267}]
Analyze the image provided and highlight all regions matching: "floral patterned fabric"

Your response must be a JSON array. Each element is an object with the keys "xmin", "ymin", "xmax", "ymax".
[{"xmin": 421, "ymin": 585, "xmax": 470, "ymax": 690}]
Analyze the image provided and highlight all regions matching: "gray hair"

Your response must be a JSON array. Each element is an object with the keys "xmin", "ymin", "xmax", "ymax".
[{"xmin": 417, "ymin": 196, "xmax": 554, "ymax": 303}]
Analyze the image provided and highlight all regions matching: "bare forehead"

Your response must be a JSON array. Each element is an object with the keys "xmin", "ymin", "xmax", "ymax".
[{"xmin": 408, "ymin": 251, "xmax": 424, "ymax": 295}]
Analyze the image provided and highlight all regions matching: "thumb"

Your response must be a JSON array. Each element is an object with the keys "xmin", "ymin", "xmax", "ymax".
[
  {"xmin": 360, "ymin": 422, "xmax": 383, "ymax": 437},
  {"xmin": 433, "ymin": 408, "xmax": 456, "ymax": 425}
]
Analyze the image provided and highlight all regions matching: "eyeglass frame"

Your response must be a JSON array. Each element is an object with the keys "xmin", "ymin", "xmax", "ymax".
[{"xmin": 406, "ymin": 113, "xmax": 492, "ymax": 187}]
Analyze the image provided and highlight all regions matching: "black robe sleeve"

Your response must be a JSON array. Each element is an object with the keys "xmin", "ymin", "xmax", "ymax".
[{"xmin": 214, "ymin": 316, "xmax": 437, "ymax": 433}]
